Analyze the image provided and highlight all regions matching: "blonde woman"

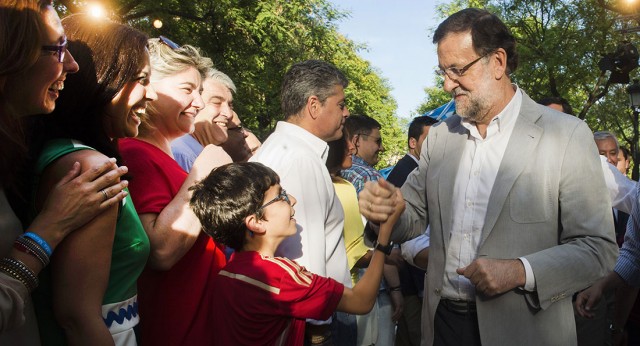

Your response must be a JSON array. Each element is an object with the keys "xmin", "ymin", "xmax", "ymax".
[{"xmin": 119, "ymin": 38, "xmax": 230, "ymax": 346}]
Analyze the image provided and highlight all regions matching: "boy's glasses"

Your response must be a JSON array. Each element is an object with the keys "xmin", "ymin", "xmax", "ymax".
[
  {"xmin": 258, "ymin": 189, "xmax": 291, "ymax": 210},
  {"xmin": 42, "ymin": 37, "xmax": 68, "ymax": 63},
  {"xmin": 159, "ymin": 35, "xmax": 181, "ymax": 49}
]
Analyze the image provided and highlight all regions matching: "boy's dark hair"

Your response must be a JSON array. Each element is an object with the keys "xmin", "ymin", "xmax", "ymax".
[
  {"xmin": 189, "ymin": 162, "xmax": 280, "ymax": 251},
  {"xmin": 344, "ymin": 114, "xmax": 381, "ymax": 139},
  {"xmin": 408, "ymin": 116, "xmax": 438, "ymax": 143}
]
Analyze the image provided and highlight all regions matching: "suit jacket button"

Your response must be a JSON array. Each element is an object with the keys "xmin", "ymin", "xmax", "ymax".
[{"xmin": 435, "ymin": 288, "xmax": 441, "ymax": 296}]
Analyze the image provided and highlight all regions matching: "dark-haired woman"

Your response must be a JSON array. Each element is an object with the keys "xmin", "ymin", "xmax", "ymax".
[
  {"xmin": 0, "ymin": 0, "xmax": 127, "ymax": 343},
  {"xmin": 29, "ymin": 13, "xmax": 155, "ymax": 345}
]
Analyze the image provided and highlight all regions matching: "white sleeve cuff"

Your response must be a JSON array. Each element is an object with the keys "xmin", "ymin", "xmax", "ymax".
[{"xmin": 518, "ymin": 257, "xmax": 536, "ymax": 292}]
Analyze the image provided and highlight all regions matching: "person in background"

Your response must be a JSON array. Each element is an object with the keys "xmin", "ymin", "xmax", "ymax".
[
  {"xmin": 538, "ymin": 96, "xmax": 574, "ymax": 115},
  {"xmin": 222, "ymin": 111, "xmax": 252, "ymax": 162},
  {"xmin": 171, "ymin": 68, "xmax": 235, "ymax": 172},
  {"xmin": 342, "ymin": 114, "xmax": 402, "ymax": 346},
  {"xmin": 594, "ymin": 131, "xmax": 620, "ymax": 167},
  {"xmin": 326, "ymin": 132, "xmax": 371, "ymax": 344},
  {"xmin": 0, "ymin": 0, "xmax": 126, "ymax": 342},
  {"xmin": 29, "ymin": 14, "xmax": 156, "ymax": 345},
  {"xmin": 119, "ymin": 38, "xmax": 228, "ymax": 345},
  {"xmin": 342, "ymin": 115, "xmax": 385, "ymax": 195},
  {"xmin": 386, "ymin": 115, "xmax": 438, "ymax": 346},
  {"xmin": 251, "ymin": 59, "xmax": 352, "ymax": 345},
  {"xmin": 245, "ymin": 130, "xmax": 262, "ymax": 156},
  {"xmin": 617, "ymin": 146, "xmax": 631, "ymax": 176}
]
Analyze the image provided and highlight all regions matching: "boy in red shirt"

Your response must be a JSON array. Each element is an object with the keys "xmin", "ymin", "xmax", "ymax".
[{"xmin": 190, "ymin": 162, "xmax": 404, "ymax": 346}]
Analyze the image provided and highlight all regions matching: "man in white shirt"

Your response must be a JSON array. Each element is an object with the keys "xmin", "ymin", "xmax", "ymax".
[
  {"xmin": 358, "ymin": 8, "xmax": 618, "ymax": 346},
  {"xmin": 251, "ymin": 60, "xmax": 352, "ymax": 344}
]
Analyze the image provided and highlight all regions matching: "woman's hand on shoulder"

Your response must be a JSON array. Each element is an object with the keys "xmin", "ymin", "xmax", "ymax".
[{"xmin": 34, "ymin": 153, "xmax": 128, "ymax": 247}]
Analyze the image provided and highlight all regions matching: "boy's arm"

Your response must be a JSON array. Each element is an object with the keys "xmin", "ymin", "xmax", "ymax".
[{"xmin": 337, "ymin": 186, "xmax": 405, "ymax": 314}]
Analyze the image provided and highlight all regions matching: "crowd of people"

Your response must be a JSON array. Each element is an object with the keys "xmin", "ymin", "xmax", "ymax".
[{"xmin": 1, "ymin": 1, "xmax": 640, "ymax": 346}]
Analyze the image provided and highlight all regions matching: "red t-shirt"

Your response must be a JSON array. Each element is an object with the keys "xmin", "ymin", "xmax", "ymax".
[
  {"xmin": 213, "ymin": 251, "xmax": 344, "ymax": 346},
  {"xmin": 120, "ymin": 138, "xmax": 227, "ymax": 345}
]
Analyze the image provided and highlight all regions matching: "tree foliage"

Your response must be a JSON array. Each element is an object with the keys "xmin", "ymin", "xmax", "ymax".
[{"xmin": 56, "ymin": 0, "xmax": 405, "ymax": 166}]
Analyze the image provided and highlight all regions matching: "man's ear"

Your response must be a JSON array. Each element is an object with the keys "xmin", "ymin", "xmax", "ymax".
[
  {"xmin": 350, "ymin": 134, "xmax": 360, "ymax": 148},
  {"xmin": 491, "ymin": 48, "xmax": 508, "ymax": 79},
  {"xmin": 307, "ymin": 95, "xmax": 321, "ymax": 120},
  {"xmin": 245, "ymin": 214, "xmax": 267, "ymax": 235},
  {"xmin": 408, "ymin": 137, "xmax": 417, "ymax": 150}
]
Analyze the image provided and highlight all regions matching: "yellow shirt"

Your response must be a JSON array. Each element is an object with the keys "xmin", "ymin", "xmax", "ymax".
[{"xmin": 333, "ymin": 178, "xmax": 370, "ymax": 285}]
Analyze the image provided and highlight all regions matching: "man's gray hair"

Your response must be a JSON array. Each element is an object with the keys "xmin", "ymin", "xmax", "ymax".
[
  {"xmin": 206, "ymin": 68, "xmax": 236, "ymax": 93},
  {"xmin": 593, "ymin": 131, "xmax": 619, "ymax": 148},
  {"xmin": 280, "ymin": 60, "xmax": 348, "ymax": 119}
]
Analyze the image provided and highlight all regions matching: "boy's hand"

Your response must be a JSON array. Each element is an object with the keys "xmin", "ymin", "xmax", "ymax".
[{"xmin": 359, "ymin": 179, "xmax": 399, "ymax": 223}]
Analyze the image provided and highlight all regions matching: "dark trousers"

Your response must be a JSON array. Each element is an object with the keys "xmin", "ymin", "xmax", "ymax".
[{"xmin": 433, "ymin": 300, "xmax": 481, "ymax": 346}]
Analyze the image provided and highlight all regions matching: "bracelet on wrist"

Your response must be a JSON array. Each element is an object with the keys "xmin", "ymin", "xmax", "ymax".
[
  {"xmin": 21, "ymin": 232, "xmax": 52, "ymax": 257},
  {"xmin": 14, "ymin": 238, "xmax": 49, "ymax": 267},
  {"xmin": 388, "ymin": 285, "xmax": 402, "ymax": 292},
  {"xmin": 0, "ymin": 257, "xmax": 39, "ymax": 291}
]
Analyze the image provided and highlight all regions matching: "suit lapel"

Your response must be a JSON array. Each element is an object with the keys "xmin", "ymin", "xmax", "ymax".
[
  {"xmin": 481, "ymin": 95, "xmax": 543, "ymax": 245},
  {"xmin": 438, "ymin": 119, "xmax": 468, "ymax": 250}
]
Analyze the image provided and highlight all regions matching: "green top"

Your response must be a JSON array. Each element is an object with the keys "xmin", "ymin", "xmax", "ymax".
[{"xmin": 32, "ymin": 139, "xmax": 150, "ymax": 345}]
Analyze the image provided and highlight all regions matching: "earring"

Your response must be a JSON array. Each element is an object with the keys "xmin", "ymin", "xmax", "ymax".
[{"xmin": 249, "ymin": 231, "xmax": 254, "ymax": 237}]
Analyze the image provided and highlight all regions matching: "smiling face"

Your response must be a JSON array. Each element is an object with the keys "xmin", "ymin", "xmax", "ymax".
[
  {"xmin": 193, "ymin": 78, "xmax": 234, "ymax": 145},
  {"xmin": 149, "ymin": 67, "xmax": 204, "ymax": 140},
  {"xmin": 104, "ymin": 53, "xmax": 157, "ymax": 139},
  {"xmin": 438, "ymin": 31, "xmax": 497, "ymax": 124},
  {"xmin": 356, "ymin": 127, "xmax": 384, "ymax": 166},
  {"xmin": 4, "ymin": 5, "xmax": 79, "ymax": 117},
  {"xmin": 596, "ymin": 138, "xmax": 619, "ymax": 166},
  {"xmin": 259, "ymin": 184, "xmax": 297, "ymax": 238}
]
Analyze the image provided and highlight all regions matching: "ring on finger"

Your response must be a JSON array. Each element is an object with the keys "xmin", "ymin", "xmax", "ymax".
[{"xmin": 101, "ymin": 189, "xmax": 109, "ymax": 201}]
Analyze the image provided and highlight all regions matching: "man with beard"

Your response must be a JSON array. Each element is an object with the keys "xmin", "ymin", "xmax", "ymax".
[{"xmin": 357, "ymin": 8, "xmax": 618, "ymax": 346}]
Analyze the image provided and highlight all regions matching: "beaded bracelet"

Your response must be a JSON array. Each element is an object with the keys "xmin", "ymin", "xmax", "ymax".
[
  {"xmin": 388, "ymin": 286, "xmax": 402, "ymax": 292},
  {"xmin": 0, "ymin": 258, "xmax": 39, "ymax": 291},
  {"xmin": 22, "ymin": 232, "xmax": 52, "ymax": 257},
  {"xmin": 0, "ymin": 265, "xmax": 32, "ymax": 291},
  {"xmin": 15, "ymin": 236, "xmax": 49, "ymax": 267},
  {"xmin": 13, "ymin": 238, "xmax": 49, "ymax": 267}
]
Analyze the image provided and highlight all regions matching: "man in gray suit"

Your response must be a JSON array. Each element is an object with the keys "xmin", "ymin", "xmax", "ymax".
[{"xmin": 358, "ymin": 8, "xmax": 618, "ymax": 346}]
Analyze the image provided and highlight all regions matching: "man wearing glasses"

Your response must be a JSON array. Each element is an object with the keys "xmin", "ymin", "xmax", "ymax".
[
  {"xmin": 342, "ymin": 115, "xmax": 385, "ymax": 194},
  {"xmin": 358, "ymin": 8, "xmax": 618, "ymax": 346}
]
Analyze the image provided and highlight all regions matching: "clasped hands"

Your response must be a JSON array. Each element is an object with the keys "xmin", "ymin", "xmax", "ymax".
[{"xmin": 358, "ymin": 180, "xmax": 526, "ymax": 297}]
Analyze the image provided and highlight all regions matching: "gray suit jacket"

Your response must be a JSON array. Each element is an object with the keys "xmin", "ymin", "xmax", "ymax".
[{"xmin": 392, "ymin": 91, "xmax": 619, "ymax": 346}]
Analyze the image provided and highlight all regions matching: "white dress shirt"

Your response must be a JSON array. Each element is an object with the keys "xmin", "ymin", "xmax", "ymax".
[
  {"xmin": 600, "ymin": 155, "xmax": 636, "ymax": 213},
  {"xmin": 251, "ymin": 121, "xmax": 352, "ymax": 288},
  {"xmin": 442, "ymin": 87, "xmax": 535, "ymax": 301}
]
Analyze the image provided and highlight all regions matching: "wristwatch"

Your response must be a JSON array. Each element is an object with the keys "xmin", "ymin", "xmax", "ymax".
[{"xmin": 374, "ymin": 241, "xmax": 394, "ymax": 255}]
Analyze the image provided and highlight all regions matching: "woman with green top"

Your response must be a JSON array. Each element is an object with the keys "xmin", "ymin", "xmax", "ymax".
[{"xmin": 29, "ymin": 13, "xmax": 156, "ymax": 345}]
